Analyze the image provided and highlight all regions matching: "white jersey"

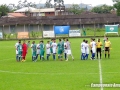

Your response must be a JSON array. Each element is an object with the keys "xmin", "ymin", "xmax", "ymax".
[
  {"xmin": 81, "ymin": 42, "xmax": 86, "ymax": 53},
  {"xmin": 36, "ymin": 44, "xmax": 40, "ymax": 54},
  {"xmin": 91, "ymin": 41, "xmax": 96, "ymax": 53},
  {"xmin": 46, "ymin": 43, "xmax": 50, "ymax": 54},
  {"xmin": 52, "ymin": 42, "xmax": 57, "ymax": 54},
  {"xmin": 15, "ymin": 42, "xmax": 19, "ymax": 54},
  {"xmin": 66, "ymin": 41, "xmax": 71, "ymax": 50},
  {"xmin": 85, "ymin": 43, "xmax": 89, "ymax": 54}
]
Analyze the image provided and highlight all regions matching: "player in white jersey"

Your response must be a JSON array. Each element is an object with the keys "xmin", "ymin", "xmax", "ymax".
[
  {"xmin": 81, "ymin": 39, "xmax": 86, "ymax": 60},
  {"xmin": 84, "ymin": 40, "xmax": 89, "ymax": 60},
  {"xmin": 46, "ymin": 41, "xmax": 51, "ymax": 60},
  {"xmin": 36, "ymin": 41, "xmax": 40, "ymax": 60},
  {"xmin": 15, "ymin": 40, "xmax": 20, "ymax": 61},
  {"xmin": 64, "ymin": 41, "xmax": 67, "ymax": 60},
  {"xmin": 66, "ymin": 39, "xmax": 74, "ymax": 61},
  {"xmin": 51, "ymin": 39, "xmax": 57, "ymax": 60},
  {"xmin": 90, "ymin": 38, "xmax": 96, "ymax": 60}
]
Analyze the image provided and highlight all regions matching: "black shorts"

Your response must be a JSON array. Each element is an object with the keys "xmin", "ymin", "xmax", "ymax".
[
  {"xmin": 105, "ymin": 47, "xmax": 110, "ymax": 51},
  {"xmin": 97, "ymin": 48, "xmax": 101, "ymax": 52}
]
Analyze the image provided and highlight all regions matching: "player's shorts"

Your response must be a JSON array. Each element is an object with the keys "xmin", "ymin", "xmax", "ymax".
[
  {"xmin": 46, "ymin": 49, "xmax": 50, "ymax": 54},
  {"xmin": 40, "ymin": 50, "xmax": 44, "ymax": 56},
  {"xmin": 81, "ymin": 49, "xmax": 85, "ymax": 53},
  {"xmin": 85, "ymin": 49, "xmax": 89, "ymax": 55},
  {"xmin": 96, "ymin": 48, "xmax": 101, "ymax": 52},
  {"xmin": 32, "ymin": 51, "xmax": 36, "ymax": 57},
  {"xmin": 37, "ymin": 49, "xmax": 40, "ymax": 54},
  {"xmin": 67, "ymin": 50, "xmax": 72, "ymax": 55},
  {"xmin": 16, "ymin": 50, "xmax": 18, "ymax": 54},
  {"xmin": 18, "ymin": 51, "xmax": 22, "ymax": 56},
  {"xmin": 53, "ymin": 49, "xmax": 56, "ymax": 54},
  {"xmin": 58, "ymin": 49, "xmax": 63, "ymax": 55},
  {"xmin": 64, "ymin": 49, "xmax": 67, "ymax": 53},
  {"xmin": 105, "ymin": 47, "xmax": 110, "ymax": 51},
  {"xmin": 92, "ymin": 48, "xmax": 96, "ymax": 53}
]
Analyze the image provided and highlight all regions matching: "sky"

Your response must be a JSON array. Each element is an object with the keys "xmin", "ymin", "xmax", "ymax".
[{"xmin": 0, "ymin": 0, "xmax": 114, "ymax": 6}]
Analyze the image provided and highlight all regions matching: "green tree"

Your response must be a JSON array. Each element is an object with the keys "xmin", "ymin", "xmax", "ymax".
[
  {"xmin": 113, "ymin": 0, "xmax": 120, "ymax": 16},
  {"xmin": 91, "ymin": 4, "xmax": 113, "ymax": 13},
  {"xmin": 68, "ymin": 4, "xmax": 84, "ymax": 15},
  {"xmin": 0, "ymin": 4, "xmax": 10, "ymax": 17}
]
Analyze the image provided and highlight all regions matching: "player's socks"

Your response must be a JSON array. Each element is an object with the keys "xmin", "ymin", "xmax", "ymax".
[
  {"xmin": 32, "ymin": 56, "xmax": 34, "ymax": 61},
  {"xmin": 46, "ymin": 55, "xmax": 48, "ymax": 60},
  {"xmin": 40, "ymin": 55, "xmax": 41, "ymax": 60},
  {"xmin": 36, "ymin": 54, "xmax": 38, "ymax": 60},
  {"xmin": 64, "ymin": 53, "xmax": 67, "ymax": 60},
  {"xmin": 58, "ymin": 56, "xmax": 60, "ymax": 59},
  {"xmin": 105, "ymin": 54, "xmax": 106, "ymax": 58},
  {"xmin": 108, "ymin": 54, "xmax": 110, "ymax": 58},
  {"xmin": 100, "ymin": 54, "xmax": 101, "ymax": 59}
]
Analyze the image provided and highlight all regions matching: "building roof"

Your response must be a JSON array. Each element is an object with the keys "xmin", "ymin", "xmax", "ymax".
[
  {"xmin": 0, "ymin": 13, "xmax": 119, "ymax": 26},
  {"xmin": 14, "ymin": 7, "xmax": 37, "ymax": 12},
  {"xmin": 32, "ymin": 8, "xmax": 55, "ymax": 13},
  {"xmin": 8, "ymin": 13, "xmax": 27, "ymax": 17}
]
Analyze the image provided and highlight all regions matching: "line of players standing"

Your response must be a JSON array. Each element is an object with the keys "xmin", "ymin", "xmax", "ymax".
[
  {"xmin": 81, "ymin": 37, "xmax": 111, "ymax": 60},
  {"xmin": 15, "ymin": 38, "xmax": 74, "ymax": 62}
]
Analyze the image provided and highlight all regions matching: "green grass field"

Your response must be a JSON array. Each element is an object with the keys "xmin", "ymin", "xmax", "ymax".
[{"xmin": 0, "ymin": 38, "xmax": 120, "ymax": 90}]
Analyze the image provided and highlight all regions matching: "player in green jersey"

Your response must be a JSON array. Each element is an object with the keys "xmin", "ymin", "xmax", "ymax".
[
  {"xmin": 40, "ymin": 40, "xmax": 45, "ymax": 60},
  {"xmin": 57, "ymin": 39, "xmax": 63, "ymax": 60},
  {"xmin": 17, "ymin": 40, "xmax": 22, "ymax": 62}
]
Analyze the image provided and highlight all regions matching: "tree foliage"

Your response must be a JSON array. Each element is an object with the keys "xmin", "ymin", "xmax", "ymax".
[
  {"xmin": 113, "ymin": 0, "xmax": 120, "ymax": 16},
  {"xmin": 0, "ymin": 4, "xmax": 10, "ymax": 17},
  {"xmin": 68, "ymin": 4, "xmax": 84, "ymax": 15},
  {"xmin": 91, "ymin": 4, "xmax": 114, "ymax": 14}
]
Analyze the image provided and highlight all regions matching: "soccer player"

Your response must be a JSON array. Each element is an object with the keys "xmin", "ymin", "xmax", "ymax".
[
  {"xmin": 64, "ymin": 40, "xmax": 67, "ymax": 60},
  {"xmin": 104, "ymin": 38, "xmax": 111, "ymax": 58},
  {"xmin": 15, "ymin": 40, "xmax": 20, "ymax": 61},
  {"xmin": 46, "ymin": 41, "xmax": 51, "ymax": 60},
  {"xmin": 51, "ymin": 39, "xmax": 57, "ymax": 60},
  {"xmin": 90, "ymin": 38, "xmax": 93, "ymax": 55},
  {"xmin": 57, "ymin": 39, "xmax": 63, "ymax": 61},
  {"xmin": 31, "ymin": 41, "xmax": 37, "ymax": 62},
  {"xmin": 81, "ymin": 39, "xmax": 86, "ymax": 60},
  {"xmin": 36, "ymin": 41, "xmax": 40, "ymax": 60},
  {"xmin": 85, "ymin": 40, "xmax": 89, "ymax": 60},
  {"xmin": 66, "ymin": 39, "xmax": 74, "ymax": 61},
  {"xmin": 27, "ymin": 41, "xmax": 30, "ymax": 48},
  {"xmin": 96, "ymin": 39, "xmax": 102, "ymax": 59},
  {"xmin": 22, "ymin": 40, "xmax": 27, "ymax": 62},
  {"xmin": 90, "ymin": 38, "xmax": 96, "ymax": 60},
  {"xmin": 50, "ymin": 39, "xmax": 53, "ymax": 54},
  {"xmin": 17, "ymin": 40, "xmax": 22, "ymax": 62},
  {"xmin": 40, "ymin": 40, "xmax": 45, "ymax": 60}
]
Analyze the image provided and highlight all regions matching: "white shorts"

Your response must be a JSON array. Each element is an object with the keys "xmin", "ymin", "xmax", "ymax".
[
  {"xmin": 67, "ymin": 50, "xmax": 72, "ymax": 55},
  {"xmin": 81, "ymin": 49, "xmax": 85, "ymax": 53},
  {"xmin": 92, "ymin": 48, "xmax": 96, "ymax": 53},
  {"xmin": 16, "ymin": 50, "xmax": 18, "ymax": 54},
  {"xmin": 37, "ymin": 49, "xmax": 40, "ymax": 54},
  {"xmin": 53, "ymin": 49, "xmax": 56, "ymax": 54},
  {"xmin": 46, "ymin": 49, "xmax": 50, "ymax": 54},
  {"xmin": 64, "ymin": 49, "xmax": 67, "ymax": 53}
]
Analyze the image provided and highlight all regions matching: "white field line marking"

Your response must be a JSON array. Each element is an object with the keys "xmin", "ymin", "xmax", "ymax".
[
  {"xmin": 0, "ymin": 69, "xmax": 119, "ymax": 75},
  {"xmin": 0, "ymin": 70, "xmax": 99, "ymax": 75},
  {"xmin": 98, "ymin": 59, "xmax": 103, "ymax": 90}
]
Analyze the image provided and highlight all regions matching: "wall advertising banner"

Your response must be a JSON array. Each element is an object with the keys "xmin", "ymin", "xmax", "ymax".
[
  {"xmin": 43, "ymin": 31, "xmax": 55, "ymax": 37},
  {"xmin": 54, "ymin": 26, "xmax": 70, "ymax": 35}
]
